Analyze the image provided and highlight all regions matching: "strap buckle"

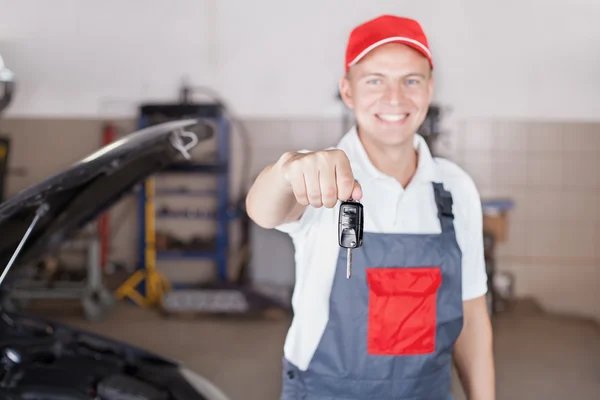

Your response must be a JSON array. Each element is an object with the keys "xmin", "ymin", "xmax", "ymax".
[
  {"xmin": 433, "ymin": 183, "xmax": 454, "ymax": 219},
  {"xmin": 439, "ymin": 196, "xmax": 454, "ymax": 219}
]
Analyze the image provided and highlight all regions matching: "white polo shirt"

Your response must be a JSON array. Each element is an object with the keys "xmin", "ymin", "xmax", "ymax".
[{"xmin": 275, "ymin": 127, "xmax": 488, "ymax": 370}]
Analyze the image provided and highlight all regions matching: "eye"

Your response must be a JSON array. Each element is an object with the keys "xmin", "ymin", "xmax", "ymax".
[{"xmin": 366, "ymin": 78, "xmax": 381, "ymax": 85}]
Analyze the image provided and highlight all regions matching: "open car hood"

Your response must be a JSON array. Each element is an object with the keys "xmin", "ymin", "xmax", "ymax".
[{"xmin": 0, "ymin": 119, "xmax": 211, "ymax": 278}]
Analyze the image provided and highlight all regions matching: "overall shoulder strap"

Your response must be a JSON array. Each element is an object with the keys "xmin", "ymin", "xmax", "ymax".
[{"xmin": 432, "ymin": 182, "xmax": 455, "ymax": 234}]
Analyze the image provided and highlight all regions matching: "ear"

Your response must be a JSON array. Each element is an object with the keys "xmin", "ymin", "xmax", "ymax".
[{"xmin": 338, "ymin": 74, "xmax": 354, "ymax": 110}]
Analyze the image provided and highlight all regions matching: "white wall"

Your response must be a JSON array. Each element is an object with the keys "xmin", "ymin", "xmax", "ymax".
[{"xmin": 2, "ymin": 0, "xmax": 600, "ymax": 120}]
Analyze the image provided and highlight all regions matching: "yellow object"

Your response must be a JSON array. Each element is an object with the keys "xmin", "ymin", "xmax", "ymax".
[{"xmin": 115, "ymin": 178, "xmax": 171, "ymax": 307}]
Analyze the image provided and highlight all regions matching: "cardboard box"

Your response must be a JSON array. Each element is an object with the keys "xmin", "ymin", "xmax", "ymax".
[
  {"xmin": 481, "ymin": 198, "xmax": 514, "ymax": 243},
  {"xmin": 483, "ymin": 212, "xmax": 508, "ymax": 242}
]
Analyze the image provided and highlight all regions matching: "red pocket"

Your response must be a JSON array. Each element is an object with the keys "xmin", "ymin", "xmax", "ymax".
[{"xmin": 366, "ymin": 267, "xmax": 442, "ymax": 355}]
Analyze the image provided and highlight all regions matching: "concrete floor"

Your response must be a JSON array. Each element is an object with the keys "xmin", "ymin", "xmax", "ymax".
[{"xmin": 35, "ymin": 299, "xmax": 600, "ymax": 400}]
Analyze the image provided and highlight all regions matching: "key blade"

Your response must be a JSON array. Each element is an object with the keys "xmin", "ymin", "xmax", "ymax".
[{"xmin": 346, "ymin": 248, "xmax": 352, "ymax": 279}]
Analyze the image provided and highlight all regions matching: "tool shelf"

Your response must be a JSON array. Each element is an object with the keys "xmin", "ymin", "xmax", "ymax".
[{"xmin": 136, "ymin": 102, "xmax": 233, "ymax": 291}]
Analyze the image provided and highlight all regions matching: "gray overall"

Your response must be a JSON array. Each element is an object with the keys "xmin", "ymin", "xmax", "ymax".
[{"xmin": 281, "ymin": 182, "xmax": 464, "ymax": 400}]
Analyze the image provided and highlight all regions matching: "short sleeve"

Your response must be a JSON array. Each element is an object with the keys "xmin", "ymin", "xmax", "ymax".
[{"xmin": 453, "ymin": 174, "xmax": 489, "ymax": 301}]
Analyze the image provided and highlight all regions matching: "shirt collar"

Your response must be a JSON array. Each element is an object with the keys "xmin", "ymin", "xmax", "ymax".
[{"xmin": 339, "ymin": 125, "xmax": 437, "ymax": 185}]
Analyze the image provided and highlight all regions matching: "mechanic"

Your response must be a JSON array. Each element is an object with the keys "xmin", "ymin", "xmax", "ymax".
[{"xmin": 246, "ymin": 15, "xmax": 495, "ymax": 400}]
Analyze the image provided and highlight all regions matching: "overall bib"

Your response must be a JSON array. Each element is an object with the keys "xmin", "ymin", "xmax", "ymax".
[{"xmin": 281, "ymin": 182, "xmax": 464, "ymax": 400}]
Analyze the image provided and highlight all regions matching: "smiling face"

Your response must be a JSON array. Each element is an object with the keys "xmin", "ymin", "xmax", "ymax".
[{"xmin": 339, "ymin": 42, "xmax": 434, "ymax": 150}]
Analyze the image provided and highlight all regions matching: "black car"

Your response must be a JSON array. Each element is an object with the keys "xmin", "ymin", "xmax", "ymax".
[{"xmin": 0, "ymin": 120, "xmax": 231, "ymax": 399}]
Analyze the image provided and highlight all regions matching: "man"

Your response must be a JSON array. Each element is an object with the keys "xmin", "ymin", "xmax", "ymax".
[{"xmin": 246, "ymin": 15, "xmax": 495, "ymax": 400}]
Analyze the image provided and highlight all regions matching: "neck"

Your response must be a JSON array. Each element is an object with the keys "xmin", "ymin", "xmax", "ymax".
[{"xmin": 358, "ymin": 130, "xmax": 418, "ymax": 187}]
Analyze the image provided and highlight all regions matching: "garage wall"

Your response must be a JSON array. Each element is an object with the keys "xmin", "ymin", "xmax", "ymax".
[
  {"xmin": 2, "ymin": 0, "xmax": 600, "ymax": 120},
  {"xmin": 1, "ymin": 1, "xmax": 599, "ymax": 322},
  {"xmin": 2, "ymin": 117, "xmax": 598, "ymax": 323}
]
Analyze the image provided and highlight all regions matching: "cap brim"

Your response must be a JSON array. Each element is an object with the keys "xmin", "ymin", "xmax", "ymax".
[{"xmin": 347, "ymin": 36, "xmax": 433, "ymax": 68}]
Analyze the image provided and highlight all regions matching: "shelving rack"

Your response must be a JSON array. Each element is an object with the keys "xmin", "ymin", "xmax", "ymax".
[{"xmin": 136, "ymin": 102, "xmax": 231, "ymax": 296}]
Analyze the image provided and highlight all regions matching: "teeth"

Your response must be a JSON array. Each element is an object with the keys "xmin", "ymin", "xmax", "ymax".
[{"xmin": 377, "ymin": 114, "xmax": 407, "ymax": 122}]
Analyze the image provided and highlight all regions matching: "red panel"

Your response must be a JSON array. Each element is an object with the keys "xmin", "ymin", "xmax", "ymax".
[
  {"xmin": 366, "ymin": 267, "xmax": 442, "ymax": 355},
  {"xmin": 99, "ymin": 123, "xmax": 116, "ymax": 269}
]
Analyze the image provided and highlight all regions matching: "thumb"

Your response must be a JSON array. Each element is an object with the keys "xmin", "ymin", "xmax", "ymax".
[{"xmin": 351, "ymin": 180, "xmax": 363, "ymax": 201}]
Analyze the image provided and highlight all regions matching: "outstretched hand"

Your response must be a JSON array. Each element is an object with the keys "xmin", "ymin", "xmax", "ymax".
[{"xmin": 278, "ymin": 149, "xmax": 362, "ymax": 208}]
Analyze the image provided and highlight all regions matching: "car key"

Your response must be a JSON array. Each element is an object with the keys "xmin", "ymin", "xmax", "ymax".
[{"xmin": 338, "ymin": 198, "xmax": 364, "ymax": 278}]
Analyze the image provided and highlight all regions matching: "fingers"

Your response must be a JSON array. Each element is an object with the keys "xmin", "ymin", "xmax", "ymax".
[
  {"xmin": 332, "ymin": 150, "xmax": 356, "ymax": 202},
  {"xmin": 304, "ymin": 165, "xmax": 323, "ymax": 208},
  {"xmin": 285, "ymin": 165, "xmax": 309, "ymax": 206},
  {"xmin": 320, "ymin": 165, "xmax": 338, "ymax": 208},
  {"xmin": 282, "ymin": 149, "xmax": 359, "ymax": 208},
  {"xmin": 351, "ymin": 180, "xmax": 363, "ymax": 201}
]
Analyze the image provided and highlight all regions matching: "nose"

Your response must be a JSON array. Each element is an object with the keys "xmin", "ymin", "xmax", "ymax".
[{"xmin": 383, "ymin": 82, "xmax": 406, "ymax": 106}]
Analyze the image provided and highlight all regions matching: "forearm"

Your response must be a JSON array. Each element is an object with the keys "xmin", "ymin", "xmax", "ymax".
[
  {"xmin": 453, "ymin": 296, "xmax": 495, "ymax": 400},
  {"xmin": 245, "ymin": 155, "xmax": 305, "ymax": 229}
]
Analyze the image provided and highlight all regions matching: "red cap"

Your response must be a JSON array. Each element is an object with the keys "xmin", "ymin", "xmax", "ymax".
[{"xmin": 345, "ymin": 15, "xmax": 433, "ymax": 72}]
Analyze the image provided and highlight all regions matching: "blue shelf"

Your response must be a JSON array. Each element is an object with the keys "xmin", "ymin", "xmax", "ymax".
[
  {"xmin": 482, "ymin": 199, "xmax": 515, "ymax": 212},
  {"xmin": 157, "ymin": 210, "xmax": 218, "ymax": 219},
  {"xmin": 157, "ymin": 250, "xmax": 218, "ymax": 260},
  {"xmin": 155, "ymin": 189, "xmax": 219, "ymax": 197},
  {"xmin": 137, "ymin": 104, "xmax": 232, "ymax": 285},
  {"xmin": 156, "ymin": 209, "xmax": 240, "ymax": 220}
]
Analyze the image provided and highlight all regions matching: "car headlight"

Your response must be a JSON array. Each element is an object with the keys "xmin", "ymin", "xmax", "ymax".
[{"xmin": 179, "ymin": 367, "xmax": 232, "ymax": 400}]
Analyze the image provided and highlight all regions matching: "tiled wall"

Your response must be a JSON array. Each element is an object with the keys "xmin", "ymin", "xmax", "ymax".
[
  {"xmin": 2, "ymin": 117, "xmax": 599, "ymax": 322},
  {"xmin": 446, "ymin": 119, "xmax": 600, "ymax": 322}
]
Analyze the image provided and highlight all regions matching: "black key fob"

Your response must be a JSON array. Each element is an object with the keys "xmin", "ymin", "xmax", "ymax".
[{"xmin": 338, "ymin": 199, "xmax": 364, "ymax": 249}]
